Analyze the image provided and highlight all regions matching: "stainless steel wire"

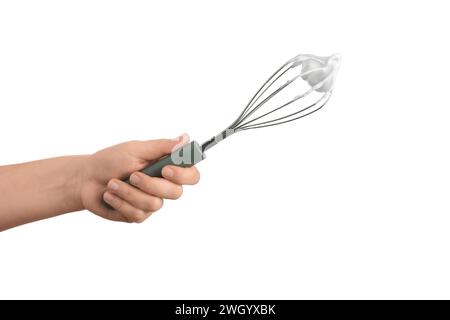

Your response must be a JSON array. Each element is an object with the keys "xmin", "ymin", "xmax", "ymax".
[{"xmin": 201, "ymin": 54, "xmax": 339, "ymax": 152}]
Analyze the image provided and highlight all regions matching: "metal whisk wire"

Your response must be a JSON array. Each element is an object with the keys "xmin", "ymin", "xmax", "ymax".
[
  {"xmin": 230, "ymin": 62, "xmax": 323, "ymax": 130},
  {"xmin": 201, "ymin": 54, "xmax": 340, "ymax": 152},
  {"xmin": 232, "ymin": 66, "xmax": 333, "ymax": 131},
  {"xmin": 201, "ymin": 54, "xmax": 339, "ymax": 152}
]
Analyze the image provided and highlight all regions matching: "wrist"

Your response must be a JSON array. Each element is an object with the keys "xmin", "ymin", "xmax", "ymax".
[
  {"xmin": 65, "ymin": 155, "xmax": 90, "ymax": 212},
  {"xmin": 0, "ymin": 155, "xmax": 90, "ymax": 231}
]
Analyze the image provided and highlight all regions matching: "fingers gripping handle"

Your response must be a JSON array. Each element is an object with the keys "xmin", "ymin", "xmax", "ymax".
[{"xmin": 135, "ymin": 141, "xmax": 205, "ymax": 179}]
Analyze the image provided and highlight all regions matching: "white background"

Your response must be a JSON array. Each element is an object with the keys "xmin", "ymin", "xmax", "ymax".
[{"xmin": 0, "ymin": 0, "xmax": 449, "ymax": 299}]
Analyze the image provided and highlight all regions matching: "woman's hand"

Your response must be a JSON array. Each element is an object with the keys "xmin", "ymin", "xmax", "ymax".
[
  {"xmin": 80, "ymin": 134, "xmax": 200, "ymax": 223},
  {"xmin": 0, "ymin": 134, "xmax": 198, "ymax": 231}
]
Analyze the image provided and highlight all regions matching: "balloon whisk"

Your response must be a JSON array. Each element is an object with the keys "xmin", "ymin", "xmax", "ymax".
[{"xmin": 202, "ymin": 53, "xmax": 341, "ymax": 152}]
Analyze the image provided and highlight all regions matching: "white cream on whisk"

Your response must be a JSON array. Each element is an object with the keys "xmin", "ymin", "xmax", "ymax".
[{"xmin": 290, "ymin": 53, "xmax": 341, "ymax": 92}]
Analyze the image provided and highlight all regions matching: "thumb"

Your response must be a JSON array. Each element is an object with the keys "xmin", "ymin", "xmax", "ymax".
[{"xmin": 131, "ymin": 133, "xmax": 190, "ymax": 160}]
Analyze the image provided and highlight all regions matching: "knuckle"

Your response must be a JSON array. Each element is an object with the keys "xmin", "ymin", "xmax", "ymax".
[
  {"xmin": 149, "ymin": 197, "xmax": 163, "ymax": 211},
  {"xmin": 142, "ymin": 197, "xmax": 162, "ymax": 212},
  {"xmin": 123, "ymin": 214, "xmax": 133, "ymax": 223},
  {"xmin": 191, "ymin": 169, "xmax": 200, "ymax": 184},
  {"xmin": 113, "ymin": 198, "xmax": 124, "ymax": 211},
  {"xmin": 133, "ymin": 210, "xmax": 147, "ymax": 223},
  {"xmin": 172, "ymin": 185, "xmax": 183, "ymax": 199},
  {"xmin": 141, "ymin": 176, "xmax": 155, "ymax": 192},
  {"xmin": 142, "ymin": 201, "xmax": 153, "ymax": 212},
  {"xmin": 121, "ymin": 185, "xmax": 130, "ymax": 197},
  {"xmin": 110, "ymin": 207, "xmax": 131, "ymax": 223}
]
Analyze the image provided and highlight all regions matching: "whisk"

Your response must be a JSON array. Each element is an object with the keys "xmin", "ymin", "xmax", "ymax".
[{"xmin": 129, "ymin": 53, "xmax": 341, "ymax": 179}]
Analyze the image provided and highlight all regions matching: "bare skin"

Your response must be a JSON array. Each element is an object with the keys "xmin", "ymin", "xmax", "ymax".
[{"xmin": 0, "ymin": 134, "xmax": 200, "ymax": 231}]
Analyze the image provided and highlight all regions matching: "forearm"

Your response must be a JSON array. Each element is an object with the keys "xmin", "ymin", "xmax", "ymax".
[{"xmin": 0, "ymin": 156, "xmax": 87, "ymax": 231}]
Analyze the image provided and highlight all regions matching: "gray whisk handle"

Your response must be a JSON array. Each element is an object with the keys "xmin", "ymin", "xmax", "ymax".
[{"xmin": 128, "ymin": 141, "xmax": 205, "ymax": 180}]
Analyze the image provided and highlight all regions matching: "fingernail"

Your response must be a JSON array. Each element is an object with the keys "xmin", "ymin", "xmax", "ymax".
[
  {"xmin": 108, "ymin": 180, "xmax": 119, "ymax": 190},
  {"xmin": 181, "ymin": 133, "xmax": 189, "ymax": 142},
  {"xmin": 172, "ymin": 134, "xmax": 183, "ymax": 141},
  {"xmin": 173, "ymin": 133, "xmax": 189, "ymax": 142},
  {"xmin": 129, "ymin": 173, "xmax": 140, "ymax": 185},
  {"xmin": 164, "ymin": 167, "xmax": 174, "ymax": 178},
  {"xmin": 104, "ymin": 192, "xmax": 114, "ymax": 204}
]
